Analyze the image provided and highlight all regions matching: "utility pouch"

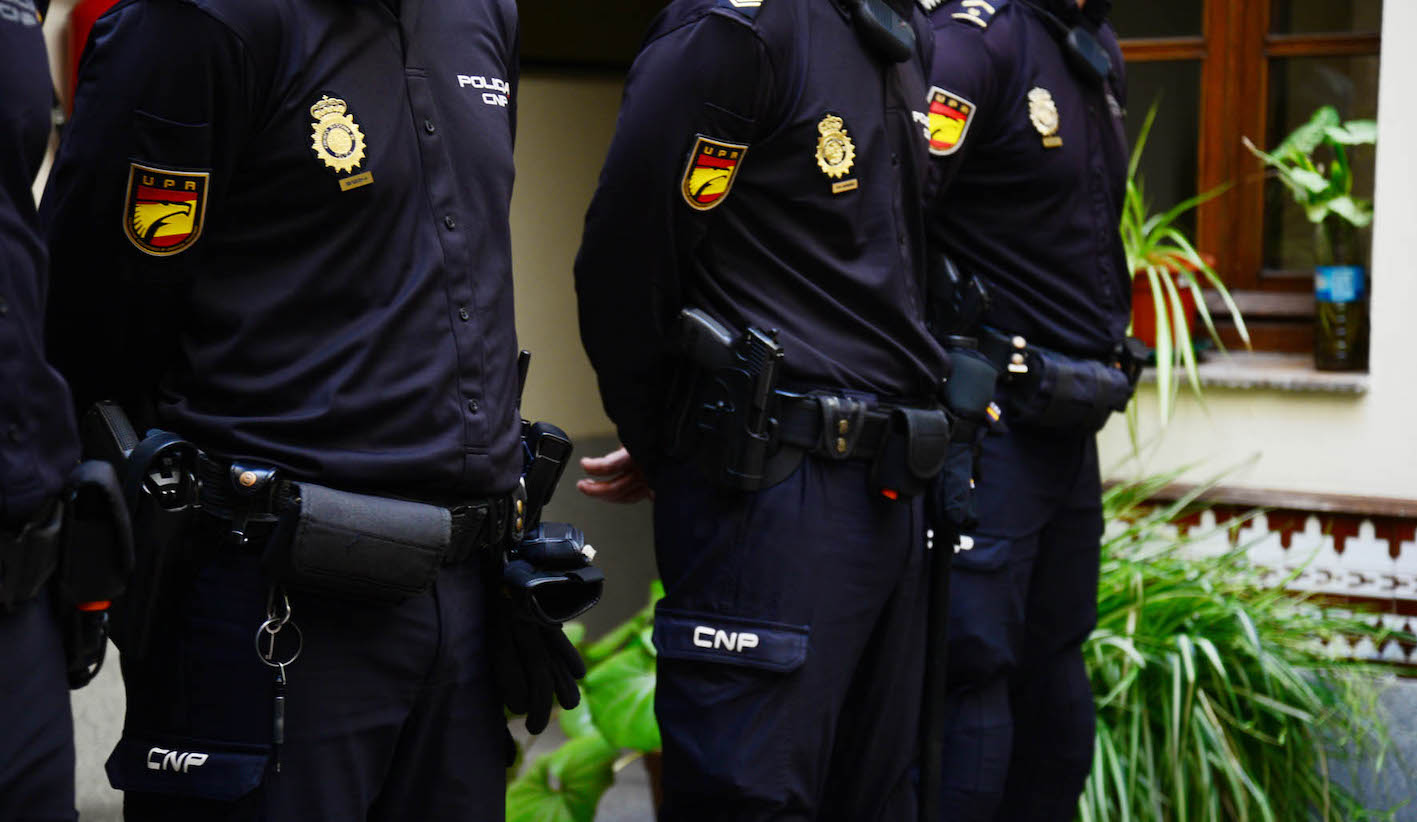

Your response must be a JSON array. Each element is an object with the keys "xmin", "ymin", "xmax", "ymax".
[
  {"xmin": 56, "ymin": 460, "xmax": 134, "ymax": 688},
  {"xmin": 1007, "ymin": 347, "xmax": 1133, "ymax": 433},
  {"xmin": 869, "ymin": 407, "xmax": 951, "ymax": 500},
  {"xmin": 0, "ymin": 499, "xmax": 63, "ymax": 612},
  {"xmin": 503, "ymin": 523, "xmax": 605, "ymax": 625},
  {"xmin": 262, "ymin": 482, "xmax": 450, "ymax": 604}
]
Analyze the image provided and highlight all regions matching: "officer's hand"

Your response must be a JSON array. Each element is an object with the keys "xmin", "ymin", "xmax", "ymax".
[{"xmin": 576, "ymin": 446, "xmax": 653, "ymax": 503}]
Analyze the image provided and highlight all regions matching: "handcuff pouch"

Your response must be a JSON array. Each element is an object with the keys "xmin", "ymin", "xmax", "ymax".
[{"xmin": 869, "ymin": 407, "xmax": 951, "ymax": 500}]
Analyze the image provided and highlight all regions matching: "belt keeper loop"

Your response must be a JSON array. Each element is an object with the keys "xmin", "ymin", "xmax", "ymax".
[{"xmin": 816, "ymin": 394, "xmax": 868, "ymax": 460}]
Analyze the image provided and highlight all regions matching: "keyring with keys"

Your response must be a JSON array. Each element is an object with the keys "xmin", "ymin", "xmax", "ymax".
[{"xmin": 253, "ymin": 586, "xmax": 300, "ymax": 771}]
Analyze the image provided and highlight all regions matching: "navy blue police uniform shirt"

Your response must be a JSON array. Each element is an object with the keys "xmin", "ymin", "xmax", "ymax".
[
  {"xmin": 924, "ymin": 0, "xmax": 1130, "ymax": 358},
  {"xmin": 42, "ymin": 0, "xmax": 522, "ymax": 497},
  {"xmin": 575, "ymin": 0, "xmax": 951, "ymax": 466},
  {"xmin": 1, "ymin": 0, "xmax": 81, "ymax": 526}
]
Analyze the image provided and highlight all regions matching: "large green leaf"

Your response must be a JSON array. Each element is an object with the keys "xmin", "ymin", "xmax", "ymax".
[
  {"xmin": 583, "ymin": 642, "xmax": 661, "ymax": 753},
  {"xmin": 558, "ymin": 695, "xmax": 598, "ymax": 739},
  {"xmin": 1325, "ymin": 120, "xmax": 1377, "ymax": 146},
  {"xmin": 506, "ymin": 732, "xmax": 617, "ymax": 822}
]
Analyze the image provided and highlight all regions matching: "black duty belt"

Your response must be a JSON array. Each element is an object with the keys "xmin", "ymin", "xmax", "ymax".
[
  {"xmin": 773, "ymin": 392, "xmax": 919, "ymax": 461},
  {"xmin": 193, "ymin": 455, "xmax": 514, "ymax": 566}
]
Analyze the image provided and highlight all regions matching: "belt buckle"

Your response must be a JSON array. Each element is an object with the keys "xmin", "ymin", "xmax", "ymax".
[{"xmin": 816, "ymin": 394, "xmax": 868, "ymax": 460}]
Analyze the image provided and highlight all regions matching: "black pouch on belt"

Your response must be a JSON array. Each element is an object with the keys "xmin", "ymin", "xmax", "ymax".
[
  {"xmin": 262, "ymin": 482, "xmax": 451, "ymax": 605},
  {"xmin": 56, "ymin": 460, "xmax": 135, "ymax": 688},
  {"xmin": 869, "ymin": 407, "xmax": 952, "ymax": 500}
]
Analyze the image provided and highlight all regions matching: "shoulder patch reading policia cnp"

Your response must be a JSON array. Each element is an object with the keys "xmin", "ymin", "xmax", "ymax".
[
  {"xmin": 123, "ymin": 163, "xmax": 210, "ymax": 256},
  {"xmin": 681, "ymin": 135, "xmax": 749, "ymax": 211},
  {"xmin": 927, "ymin": 87, "xmax": 977, "ymax": 155}
]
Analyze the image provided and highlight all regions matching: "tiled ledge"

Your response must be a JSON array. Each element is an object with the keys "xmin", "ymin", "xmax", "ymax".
[{"xmin": 1141, "ymin": 351, "xmax": 1370, "ymax": 394}]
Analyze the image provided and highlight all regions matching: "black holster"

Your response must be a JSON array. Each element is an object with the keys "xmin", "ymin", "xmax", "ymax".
[
  {"xmin": 55, "ymin": 460, "xmax": 134, "ymax": 688},
  {"xmin": 262, "ymin": 482, "xmax": 452, "ymax": 605},
  {"xmin": 0, "ymin": 500, "xmax": 63, "ymax": 612}
]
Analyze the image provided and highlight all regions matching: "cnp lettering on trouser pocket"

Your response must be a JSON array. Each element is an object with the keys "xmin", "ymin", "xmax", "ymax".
[{"xmin": 654, "ymin": 609, "xmax": 809, "ymax": 673}]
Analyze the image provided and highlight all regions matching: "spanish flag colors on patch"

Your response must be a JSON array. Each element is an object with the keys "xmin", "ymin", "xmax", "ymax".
[
  {"xmin": 123, "ymin": 163, "xmax": 210, "ymax": 256},
  {"xmin": 927, "ymin": 87, "xmax": 977, "ymax": 156},
  {"xmin": 681, "ymin": 136, "xmax": 748, "ymax": 211}
]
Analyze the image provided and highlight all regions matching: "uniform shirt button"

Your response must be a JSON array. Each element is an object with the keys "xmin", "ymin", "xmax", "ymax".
[
  {"xmin": 424, "ymin": 119, "xmax": 436, "ymax": 134},
  {"xmin": 444, "ymin": 215, "xmax": 457, "ymax": 230},
  {"xmin": 458, "ymin": 307, "xmax": 470, "ymax": 321},
  {"xmin": 890, "ymin": 153, "xmax": 899, "ymax": 167},
  {"xmin": 467, "ymin": 399, "xmax": 479, "ymax": 413},
  {"xmin": 0, "ymin": 296, "xmax": 8, "ymax": 316}
]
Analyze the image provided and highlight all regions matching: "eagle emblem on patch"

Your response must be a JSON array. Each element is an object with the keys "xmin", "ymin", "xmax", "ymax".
[
  {"xmin": 681, "ymin": 136, "xmax": 748, "ymax": 211},
  {"xmin": 927, "ymin": 87, "xmax": 976, "ymax": 156},
  {"xmin": 1027, "ymin": 87, "xmax": 1063, "ymax": 148},
  {"xmin": 123, "ymin": 163, "xmax": 209, "ymax": 256},
  {"xmin": 309, "ymin": 94, "xmax": 367, "ymax": 174},
  {"xmin": 815, "ymin": 114, "xmax": 856, "ymax": 180}
]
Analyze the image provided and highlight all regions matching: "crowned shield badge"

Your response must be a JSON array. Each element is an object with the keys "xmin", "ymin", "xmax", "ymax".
[{"xmin": 123, "ymin": 163, "xmax": 210, "ymax": 257}]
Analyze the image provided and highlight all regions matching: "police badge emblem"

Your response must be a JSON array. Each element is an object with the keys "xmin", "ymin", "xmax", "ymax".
[
  {"xmin": 681, "ymin": 136, "xmax": 749, "ymax": 211},
  {"xmin": 1027, "ymin": 87, "xmax": 1063, "ymax": 148},
  {"xmin": 927, "ymin": 87, "xmax": 976, "ymax": 156},
  {"xmin": 815, "ymin": 114, "xmax": 856, "ymax": 181},
  {"xmin": 122, "ymin": 163, "xmax": 209, "ymax": 256},
  {"xmin": 309, "ymin": 94, "xmax": 367, "ymax": 175}
]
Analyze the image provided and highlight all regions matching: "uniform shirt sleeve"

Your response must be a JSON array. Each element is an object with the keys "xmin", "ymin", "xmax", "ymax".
[
  {"xmin": 574, "ymin": 9, "xmax": 773, "ymax": 467},
  {"xmin": 41, "ymin": 0, "xmax": 258, "ymax": 417},
  {"xmin": 924, "ymin": 17, "xmax": 1005, "ymax": 205}
]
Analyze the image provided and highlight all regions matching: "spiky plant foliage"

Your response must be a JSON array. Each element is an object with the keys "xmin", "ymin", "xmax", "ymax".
[{"xmin": 1082, "ymin": 478, "xmax": 1406, "ymax": 822}]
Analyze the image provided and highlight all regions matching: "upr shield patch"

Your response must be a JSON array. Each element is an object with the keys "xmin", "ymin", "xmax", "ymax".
[
  {"xmin": 123, "ymin": 163, "xmax": 209, "ymax": 256},
  {"xmin": 681, "ymin": 136, "xmax": 748, "ymax": 211},
  {"xmin": 927, "ymin": 87, "xmax": 977, "ymax": 156}
]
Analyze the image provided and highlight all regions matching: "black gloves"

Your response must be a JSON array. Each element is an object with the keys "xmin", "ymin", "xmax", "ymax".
[
  {"xmin": 488, "ymin": 522, "xmax": 603, "ymax": 734},
  {"xmin": 487, "ymin": 595, "xmax": 586, "ymax": 734}
]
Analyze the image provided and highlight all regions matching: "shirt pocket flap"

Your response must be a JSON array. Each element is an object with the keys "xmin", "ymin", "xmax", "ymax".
[{"xmin": 653, "ymin": 607, "xmax": 808, "ymax": 673}]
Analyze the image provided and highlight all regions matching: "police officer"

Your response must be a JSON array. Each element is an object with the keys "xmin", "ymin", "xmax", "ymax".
[
  {"xmin": 575, "ymin": 0, "xmax": 953, "ymax": 817},
  {"xmin": 42, "ymin": 0, "xmax": 574, "ymax": 818},
  {"xmin": 921, "ymin": 0, "xmax": 1131, "ymax": 818},
  {"xmin": 1, "ymin": 2, "xmax": 80, "ymax": 819}
]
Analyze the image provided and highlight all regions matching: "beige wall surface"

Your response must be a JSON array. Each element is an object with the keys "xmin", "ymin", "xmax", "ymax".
[
  {"xmin": 510, "ymin": 72, "xmax": 623, "ymax": 441},
  {"xmin": 1097, "ymin": 1, "xmax": 1417, "ymax": 499}
]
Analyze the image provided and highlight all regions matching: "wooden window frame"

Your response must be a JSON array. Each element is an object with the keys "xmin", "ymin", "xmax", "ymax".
[{"xmin": 1119, "ymin": 5, "xmax": 1381, "ymax": 352}]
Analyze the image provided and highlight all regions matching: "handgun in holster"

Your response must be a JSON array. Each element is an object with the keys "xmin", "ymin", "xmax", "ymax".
[
  {"xmin": 497, "ymin": 357, "xmax": 604, "ymax": 626},
  {"xmin": 81, "ymin": 401, "xmax": 199, "ymax": 660},
  {"xmin": 668, "ymin": 308, "xmax": 785, "ymax": 491}
]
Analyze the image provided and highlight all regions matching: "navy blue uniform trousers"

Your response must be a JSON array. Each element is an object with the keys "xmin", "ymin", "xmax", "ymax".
[
  {"xmin": 939, "ymin": 425, "xmax": 1102, "ymax": 821},
  {"xmin": 107, "ymin": 545, "xmax": 504, "ymax": 821},
  {"xmin": 651, "ymin": 456, "xmax": 928, "ymax": 821},
  {"xmin": 0, "ymin": 591, "xmax": 76, "ymax": 822}
]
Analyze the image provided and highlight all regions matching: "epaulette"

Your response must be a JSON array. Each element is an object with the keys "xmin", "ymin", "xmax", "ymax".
[
  {"xmin": 716, "ymin": 0, "xmax": 766, "ymax": 21},
  {"xmin": 919, "ymin": 0, "xmax": 1004, "ymax": 29}
]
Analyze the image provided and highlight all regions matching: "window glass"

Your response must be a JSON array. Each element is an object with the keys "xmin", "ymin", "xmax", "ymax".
[
  {"xmin": 1262, "ymin": 55, "xmax": 1380, "ymax": 270},
  {"xmin": 1270, "ymin": 0, "xmax": 1382, "ymax": 35},
  {"xmin": 1123, "ymin": 61, "xmax": 1203, "ymax": 239},
  {"xmin": 1110, "ymin": 1, "xmax": 1203, "ymax": 39}
]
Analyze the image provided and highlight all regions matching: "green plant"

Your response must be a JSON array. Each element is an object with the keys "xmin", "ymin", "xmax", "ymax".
[
  {"xmin": 507, "ymin": 487, "xmax": 1409, "ymax": 821},
  {"xmin": 506, "ymin": 582, "xmax": 663, "ymax": 821},
  {"xmin": 1243, "ymin": 106, "xmax": 1376, "ymax": 266},
  {"xmin": 1083, "ymin": 475, "xmax": 1408, "ymax": 821},
  {"xmin": 1121, "ymin": 101, "xmax": 1250, "ymax": 425}
]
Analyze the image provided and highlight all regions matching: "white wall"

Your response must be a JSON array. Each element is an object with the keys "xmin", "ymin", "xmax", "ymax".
[{"xmin": 1097, "ymin": 1, "xmax": 1417, "ymax": 499}]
